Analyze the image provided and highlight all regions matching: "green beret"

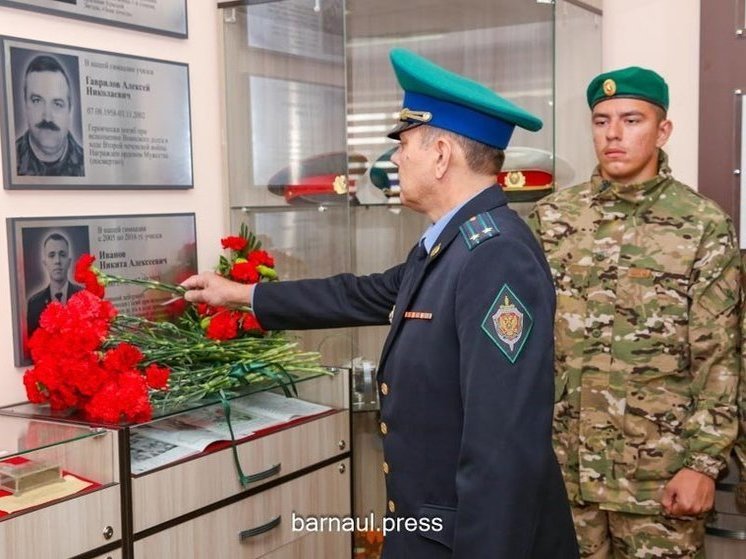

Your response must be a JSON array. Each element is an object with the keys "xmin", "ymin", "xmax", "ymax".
[{"xmin": 586, "ymin": 66, "xmax": 669, "ymax": 111}]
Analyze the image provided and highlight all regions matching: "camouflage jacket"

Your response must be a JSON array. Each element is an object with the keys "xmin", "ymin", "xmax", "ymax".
[
  {"xmin": 16, "ymin": 131, "xmax": 85, "ymax": 177},
  {"xmin": 528, "ymin": 151, "xmax": 741, "ymax": 514},
  {"xmin": 736, "ymin": 259, "xmax": 746, "ymax": 480}
]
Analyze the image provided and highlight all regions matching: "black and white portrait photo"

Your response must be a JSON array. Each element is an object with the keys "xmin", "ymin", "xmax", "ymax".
[
  {"xmin": 22, "ymin": 226, "xmax": 90, "ymax": 342},
  {"xmin": 9, "ymin": 47, "xmax": 85, "ymax": 177}
]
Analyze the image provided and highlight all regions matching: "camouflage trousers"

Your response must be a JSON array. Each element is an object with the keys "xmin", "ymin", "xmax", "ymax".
[{"xmin": 571, "ymin": 502, "xmax": 706, "ymax": 558}]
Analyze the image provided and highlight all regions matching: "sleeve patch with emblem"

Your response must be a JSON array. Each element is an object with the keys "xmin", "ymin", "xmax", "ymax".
[
  {"xmin": 459, "ymin": 212, "xmax": 499, "ymax": 250},
  {"xmin": 480, "ymin": 284, "xmax": 533, "ymax": 363}
]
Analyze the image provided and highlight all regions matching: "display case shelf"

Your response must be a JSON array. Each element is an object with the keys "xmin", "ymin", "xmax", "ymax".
[{"xmin": 0, "ymin": 412, "xmax": 120, "ymax": 559}]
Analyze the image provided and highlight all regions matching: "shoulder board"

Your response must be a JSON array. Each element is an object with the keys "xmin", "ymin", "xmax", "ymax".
[{"xmin": 459, "ymin": 212, "xmax": 500, "ymax": 250}]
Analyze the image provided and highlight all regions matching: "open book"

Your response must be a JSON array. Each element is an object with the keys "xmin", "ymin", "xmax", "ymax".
[
  {"xmin": 130, "ymin": 392, "xmax": 331, "ymax": 474},
  {"xmin": 231, "ymin": 391, "xmax": 332, "ymax": 426}
]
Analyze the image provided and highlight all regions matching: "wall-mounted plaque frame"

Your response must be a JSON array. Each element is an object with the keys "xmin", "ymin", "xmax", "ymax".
[
  {"xmin": 735, "ymin": 89, "xmax": 746, "ymax": 247},
  {"xmin": 0, "ymin": 36, "xmax": 193, "ymax": 190},
  {"xmin": 0, "ymin": 0, "xmax": 188, "ymax": 39},
  {"xmin": 737, "ymin": 0, "xmax": 746, "ymax": 37},
  {"xmin": 7, "ymin": 213, "xmax": 197, "ymax": 366}
]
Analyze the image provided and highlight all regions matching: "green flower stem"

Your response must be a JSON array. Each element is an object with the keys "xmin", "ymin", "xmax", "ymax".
[
  {"xmin": 91, "ymin": 270, "xmax": 328, "ymax": 409},
  {"xmin": 101, "ymin": 275, "xmax": 186, "ymax": 296}
]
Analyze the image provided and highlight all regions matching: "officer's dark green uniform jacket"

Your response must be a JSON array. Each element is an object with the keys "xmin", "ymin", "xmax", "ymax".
[{"xmin": 254, "ymin": 186, "xmax": 579, "ymax": 558}]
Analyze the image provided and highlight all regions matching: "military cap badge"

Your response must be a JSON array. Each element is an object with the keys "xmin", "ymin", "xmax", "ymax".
[
  {"xmin": 504, "ymin": 171, "xmax": 526, "ymax": 189},
  {"xmin": 603, "ymin": 78, "xmax": 616, "ymax": 97}
]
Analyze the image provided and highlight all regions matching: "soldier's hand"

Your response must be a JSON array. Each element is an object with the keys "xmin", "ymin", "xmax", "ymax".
[
  {"xmin": 182, "ymin": 272, "xmax": 253, "ymax": 308},
  {"xmin": 661, "ymin": 468, "xmax": 715, "ymax": 517}
]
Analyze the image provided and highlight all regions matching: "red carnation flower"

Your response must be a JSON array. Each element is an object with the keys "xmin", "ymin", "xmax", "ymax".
[
  {"xmin": 248, "ymin": 249, "xmax": 275, "ymax": 268},
  {"xmin": 230, "ymin": 261, "xmax": 260, "ymax": 283},
  {"xmin": 145, "ymin": 364, "xmax": 171, "ymax": 390},
  {"xmin": 221, "ymin": 236, "xmax": 248, "ymax": 251},
  {"xmin": 74, "ymin": 254, "xmax": 105, "ymax": 298},
  {"xmin": 103, "ymin": 343, "xmax": 144, "ymax": 373},
  {"xmin": 241, "ymin": 312, "xmax": 264, "ymax": 333},
  {"xmin": 196, "ymin": 303, "xmax": 216, "ymax": 316},
  {"xmin": 84, "ymin": 372, "xmax": 152, "ymax": 423},
  {"xmin": 205, "ymin": 311, "xmax": 239, "ymax": 341},
  {"xmin": 163, "ymin": 297, "xmax": 187, "ymax": 318},
  {"xmin": 23, "ymin": 368, "xmax": 47, "ymax": 403}
]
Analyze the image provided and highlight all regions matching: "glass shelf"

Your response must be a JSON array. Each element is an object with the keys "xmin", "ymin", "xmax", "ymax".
[
  {"xmin": 0, "ymin": 367, "xmax": 341, "ymax": 428},
  {"xmin": 147, "ymin": 367, "xmax": 339, "ymax": 421},
  {"xmin": 0, "ymin": 416, "xmax": 106, "ymax": 461}
]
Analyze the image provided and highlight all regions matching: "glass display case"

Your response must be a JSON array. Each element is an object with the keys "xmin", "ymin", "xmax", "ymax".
[
  {"xmin": 0, "ymin": 415, "xmax": 119, "ymax": 559},
  {"xmin": 219, "ymin": 1, "xmax": 601, "ymax": 556},
  {"xmin": 220, "ymin": 0, "xmax": 354, "ymax": 371},
  {"xmin": 0, "ymin": 368, "xmax": 351, "ymax": 558}
]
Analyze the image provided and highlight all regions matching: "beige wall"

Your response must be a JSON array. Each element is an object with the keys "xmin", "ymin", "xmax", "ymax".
[
  {"xmin": 602, "ymin": 0, "xmax": 700, "ymax": 187},
  {"xmin": 0, "ymin": 0, "xmax": 228, "ymax": 404},
  {"xmin": 0, "ymin": 0, "xmax": 702, "ymax": 404}
]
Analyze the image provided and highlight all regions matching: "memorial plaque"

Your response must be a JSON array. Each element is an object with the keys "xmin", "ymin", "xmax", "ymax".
[
  {"xmin": 7, "ymin": 213, "xmax": 197, "ymax": 366},
  {"xmin": 0, "ymin": 36, "xmax": 193, "ymax": 189},
  {"xmin": 0, "ymin": 0, "xmax": 187, "ymax": 38}
]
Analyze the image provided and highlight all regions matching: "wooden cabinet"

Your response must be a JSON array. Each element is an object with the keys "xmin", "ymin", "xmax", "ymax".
[
  {"xmin": 126, "ymin": 370, "xmax": 351, "ymax": 557},
  {"xmin": 131, "ymin": 411, "xmax": 349, "ymax": 533},
  {"xmin": 0, "ymin": 370, "xmax": 352, "ymax": 558},
  {"xmin": 0, "ymin": 420, "xmax": 120, "ymax": 559},
  {"xmin": 0, "ymin": 484, "xmax": 121, "ymax": 559},
  {"xmin": 134, "ymin": 459, "xmax": 351, "ymax": 559}
]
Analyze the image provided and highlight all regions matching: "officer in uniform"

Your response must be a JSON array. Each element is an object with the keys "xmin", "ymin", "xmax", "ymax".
[
  {"xmin": 26, "ymin": 232, "xmax": 83, "ymax": 338},
  {"xmin": 183, "ymin": 48, "xmax": 578, "ymax": 558},
  {"xmin": 529, "ymin": 67, "xmax": 742, "ymax": 557}
]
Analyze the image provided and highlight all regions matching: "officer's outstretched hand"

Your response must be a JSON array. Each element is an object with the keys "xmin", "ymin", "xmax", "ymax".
[
  {"xmin": 181, "ymin": 271, "xmax": 253, "ymax": 308},
  {"xmin": 661, "ymin": 468, "xmax": 715, "ymax": 517}
]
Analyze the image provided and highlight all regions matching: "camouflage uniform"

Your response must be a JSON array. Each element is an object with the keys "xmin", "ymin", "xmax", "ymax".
[
  {"xmin": 736, "ymin": 258, "xmax": 746, "ymax": 492},
  {"xmin": 16, "ymin": 131, "xmax": 85, "ymax": 177},
  {"xmin": 528, "ymin": 151, "xmax": 741, "ymax": 557}
]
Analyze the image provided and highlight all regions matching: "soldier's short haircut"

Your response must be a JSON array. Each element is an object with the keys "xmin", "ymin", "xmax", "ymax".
[
  {"xmin": 42, "ymin": 232, "xmax": 70, "ymax": 251},
  {"xmin": 652, "ymin": 104, "xmax": 667, "ymax": 123},
  {"xmin": 24, "ymin": 55, "xmax": 72, "ymax": 107},
  {"xmin": 420, "ymin": 125, "xmax": 505, "ymax": 175}
]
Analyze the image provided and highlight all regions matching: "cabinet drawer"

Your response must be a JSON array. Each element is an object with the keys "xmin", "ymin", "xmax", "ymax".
[
  {"xmin": 134, "ymin": 458, "xmax": 350, "ymax": 559},
  {"xmin": 0, "ymin": 485, "xmax": 121, "ymax": 559},
  {"xmin": 132, "ymin": 410, "xmax": 349, "ymax": 531}
]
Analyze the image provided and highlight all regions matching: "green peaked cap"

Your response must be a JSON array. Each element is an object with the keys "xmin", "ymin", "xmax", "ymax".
[{"xmin": 387, "ymin": 48, "xmax": 543, "ymax": 149}]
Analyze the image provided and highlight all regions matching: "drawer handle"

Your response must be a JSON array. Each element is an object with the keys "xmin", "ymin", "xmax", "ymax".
[
  {"xmin": 221, "ymin": 391, "xmax": 286, "ymax": 488},
  {"xmin": 246, "ymin": 463, "xmax": 282, "ymax": 484},
  {"xmin": 239, "ymin": 515, "xmax": 282, "ymax": 541}
]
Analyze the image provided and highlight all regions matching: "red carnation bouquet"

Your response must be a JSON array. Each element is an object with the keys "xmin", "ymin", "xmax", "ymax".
[
  {"xmin": 22, "ymin": 225, "xmax": 325, "ymax": 424},
  {"xmin": 189, "ymin": 224, "xmax": 276, "ymax": 341}
]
